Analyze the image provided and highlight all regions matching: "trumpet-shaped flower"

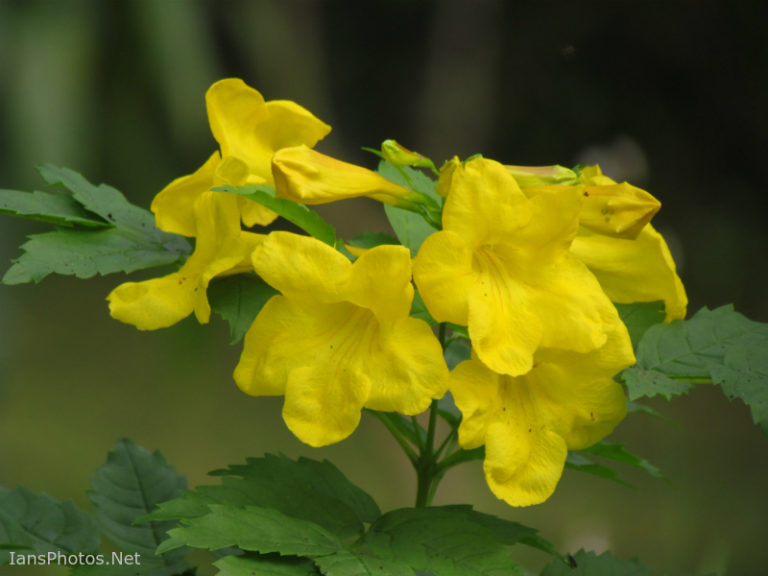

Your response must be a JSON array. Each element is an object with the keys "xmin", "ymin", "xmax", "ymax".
[
  {"xmin": 234, "ymin": 232, "xmax": 448, "ymax": 447},
  {"xmin": 272, "ymin": 145, "xmax": 428, "ymax": 210},
  {"xmin": 413, "ymin": 157, "xmax": 621, "ymax": 376},
  {"xmin": 152, "ymin": 78, "xmax": 331, "ymax": 236},
  {"xmin": 108, "ymin": 191, "xmax": 263, "ymax": 330},
  {"xmin": 451, "ymin": 321, "xmax": 634, "ymax": 507}
]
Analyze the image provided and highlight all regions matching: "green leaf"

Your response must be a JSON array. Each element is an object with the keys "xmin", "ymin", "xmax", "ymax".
[
  {"xmin": 346, "ymin": 231, "xmax": 399, "ymax": 250},
  {"xmin": 540, "ymin": 549, "xmax": 651, "ymax": 575},
  {"xmin": 218, "ymin": 185, "xmax": 336, "ymax": 246},
  {"xmin": 2, "ymin": 166, "xmax": 190, "ymax": 284},
  {"xmin": 0, "ymin": 188, "xmax": 109, "ymax": 228},
  {"xmin": 564, "ymin": 453, "xmax": 628, "ymax": 487},
  {"xmin": 582, "ymin": 442, "xmax": 664, "ymax": 480},
  {"xmin": 146, "ymin": 454, "xmax": 380, "ymax": 541},
  {"xmin": 364, "ymin": 506, "xmax": 532, "ymax": 576},
  {"xmin": 314, "ymin": 550, "xmax": 414, "ymax": 576},
  {"xmin": 0, "ymin": 486, "xmax": 100, "ymax": 564},
  {"xmin": 157, "ymin": 505, "xmax": 341, "ymax": 557},
  {"xmin": 621, "ymin": 306, "xmax": 768, "ymax": 432},
  {"xmin": 208, "ymin": 274, "xmax": 278, "ymax": 344},
  {"xmin": 88, "ymin": 439, "xmax": 188, "ymax": 569},
  {"xmin": 614, "ymin": 301, "xmax": 666, "ymax": 350},
  {"xmin": 214, "ymin": 554, "xmax": 320, "ymax": 576},
  {"xmin": 378, "ymin": 162, "xmax": 440, "ymax": 257}
]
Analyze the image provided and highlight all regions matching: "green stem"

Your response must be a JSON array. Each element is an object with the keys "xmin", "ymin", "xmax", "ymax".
[
  {"xmin": 415, "ymin": 399, "xmax": 439, "ymax": 507},
  {"xmin": 368, "ymin": 411, "xmax": 418, "ymax": 466}
]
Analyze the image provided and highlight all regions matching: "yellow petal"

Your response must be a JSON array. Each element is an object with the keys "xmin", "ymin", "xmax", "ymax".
[
  {"xmin": 206, "ymin": 79, "xmax": 330, "ymax": 185},
  {"xmin": 342, "ymin": 244, "xmax": 414, "ymax": 322},
  {"xmin": 484, "ymin": 420, "xmax": 568, "ymax": 507},
  {"xmin": 108, "ymin": 273, "xmax": 199, "ymax": 330},
  {"xmin": 151, "ymin": 151, "xmax": 220, "ymax": 237},
  {"xmin": 580, "ymin": 182, "xmax": 661, "ymax": 239},
  {"xmin": 272, "ymin": 145, "xmax": 416, "ymax": 206},
  {"xmin": 571, "ymin": 223, "xmax": 687, "ymax": 320},
  {"xmin": 412, "ymin": 230, "xmax": 475, "ymax": 325},
  {"xmin": 252, "ymin": 231, "xmax": 349, "ymax": 302},
  {"xmin": 441, "ymin": 158, "xmax": 532, "ymax": 249}
]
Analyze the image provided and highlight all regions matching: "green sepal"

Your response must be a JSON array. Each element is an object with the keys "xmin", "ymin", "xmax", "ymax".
[
  {"xmin": 216, "ymin": 184, "xmax": 336, "ymax": 247},
  {"xmin": 0, "ymin": 486, "xmax": 100, "ymax": 564},
  {"xmin": 208, "ymin": 274, "xmax": 278, "ymax": 344},
  {"xmin": 540, "ymin": 549, "xmax": 651, "ymax": 575},
  {"xmin": 88, "ymin": 439, "xmax": 188, "ymax": 571},
  {"xmin": 2, "ymin": 165, "xmax": 190, "ymax": 284}
]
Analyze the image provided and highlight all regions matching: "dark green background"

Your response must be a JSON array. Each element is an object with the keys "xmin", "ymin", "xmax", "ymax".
[{"xmin": 1, "ymin": 2, "xmax": 767, "ymax": 575}]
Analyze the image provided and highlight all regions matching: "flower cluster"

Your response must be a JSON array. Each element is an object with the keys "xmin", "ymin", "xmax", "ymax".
[{"xmin": 107, "ymin": 78, "xmax": 686, "ymax": 507}]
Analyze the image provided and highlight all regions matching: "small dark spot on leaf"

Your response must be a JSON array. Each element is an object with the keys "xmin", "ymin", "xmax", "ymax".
[{"xmin": 567, "ymin": 554, "xmax": 578, "ymax": 568}]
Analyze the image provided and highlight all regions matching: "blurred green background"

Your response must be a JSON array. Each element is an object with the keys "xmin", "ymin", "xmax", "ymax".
[{"xmin": 1, "ymin": 1, "xmax": 767, "ymax": 575}]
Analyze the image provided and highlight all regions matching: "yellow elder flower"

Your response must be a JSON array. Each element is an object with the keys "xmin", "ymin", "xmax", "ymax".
[
  {"xmin": 152, "ymin": 78, "xmax": 331, "ymax": 236},
  {"xmin": 234, "ymin": 232, "xmax": 448, "ymax": 447},
  {"xmin": 108, "ymin": 191, "xmax": 263, "ymax": 330},
  {"xmin": 572, "ymin": 165, "xmax": 687, "ymax": 320},
  {"xmin": 272, "ymin": 145, "xmax": 425, "ymax": 209},
  {"xmin": 451, "ymin": 321, "xmax": 634, "ymax": 507},
  {"xmin": 413, "ymin": 157, "xmax": 621, "ymax": 376}
]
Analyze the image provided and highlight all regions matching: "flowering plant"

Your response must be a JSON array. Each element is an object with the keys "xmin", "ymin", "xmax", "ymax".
[{"xmin": 1, "ymin": 79, "xmax": 765, "ymax": 575}]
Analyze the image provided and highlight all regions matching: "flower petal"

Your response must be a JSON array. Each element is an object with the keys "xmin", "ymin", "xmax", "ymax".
[
  {"xmin": 207, "ymin": 79, "xmax": 330, "ymax": 185},
  {"xmin": 151, "ymin": 151, "xmax": 221, "ymax": 237},
  {"xmin": 571, "ymin": 223, "xmax": 688, "ymax": 320},
  {"xmin": 252, "ymin": 232, "xmax": 349, "ymax": 302},
  {"xmin": 272, "ymin": 145, "xmax": 414, "ymax": 205},
  {"xmin": 412, "ymin": 230, "xmax": 475, "ymax": 325}
]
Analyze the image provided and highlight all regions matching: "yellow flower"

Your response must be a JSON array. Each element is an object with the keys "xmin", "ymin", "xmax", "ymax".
[
  {"xmin": 571, "ymin": 165, "xmax": 687, "ymax": 320},
  {"xmin": 504, "ymin": 164, "xmax": 578, "ymax": 188},
  {"xmin": 108, "ymin": 191, "xmax": 263, "ymax": 330},
  {"xmin": 451, "ymin": 321, "xmax": 634, "ymax": 507},
  {"xmin": 272, "ymin": 145, "xmax": 425, "ymax": 209},
  {"xmin": 234, "ymin": 232, "xmax": 448, "ymax": 447},
  {"xmin": 413, "ymin": 157, "xmax": 621, "ymax": 376},
  {"xmin": 152, "ymin": 78, "xmax": 331, "ymax": 236}
]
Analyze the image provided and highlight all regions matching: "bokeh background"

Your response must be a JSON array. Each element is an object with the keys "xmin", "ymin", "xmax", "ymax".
[{"xmin": 1, "ymin": 1, "xmax": 767, "ymax": 575}]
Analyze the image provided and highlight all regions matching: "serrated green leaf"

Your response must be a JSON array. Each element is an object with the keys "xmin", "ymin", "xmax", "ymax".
[
  {"xmin": 3, "ymin": 228, "xmax": 190, "ymax": 284},
  {"xmin": 540, "ymin": 549, "xmax": 651, "ymax": 576},
  {"xmin": 365, "ymin": 506, "xmax": 528, "ymax": 576},
  {"xmin": 314, "ymin": 550, "xmax": 414, "ymax": 576},
  {"xmin": 614, "ymin": 301, "xmax": 666, "ymax": 350},
  {"xmin": 218, "ymin": 185, "xmax": 336, "ymax": 246},
  {"xmin": 158, "ymin": 505, "xmax": 341, "ymax": 557},
  {"xmin": 88, "ymin": 439, "xmax": 188, "ymax": 569},
  {"xmin": 214, "ymin": 553, "xmax": 320, "ymax": 576},
  {"xmin": 69, "ymin": 560, "xmax": 190, "ymax": 576},
  {"xmin": 378, "ymin": 162, "xmax": 440, "ymax": 257},
  {"xmin": 0, "ymin": 188, "xmax": 109, "ymax": 228},
  {"xmin": 208, "ymin": 274, "xmax": 278, "ymax": 344},
  {"xmin": 622, "ymin": 306, "xmax": 768, "ymax": 432},
  {"xmin": 3, "ymin": 167, "xmax": 190, "ymax": 284},
  {"xmin": 146, "ymin": 455, "xmax": 380, "ymax": 542},
  {"xmin": 0, "ymin": 486, "xmax": 100, "ymax": 564}
]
